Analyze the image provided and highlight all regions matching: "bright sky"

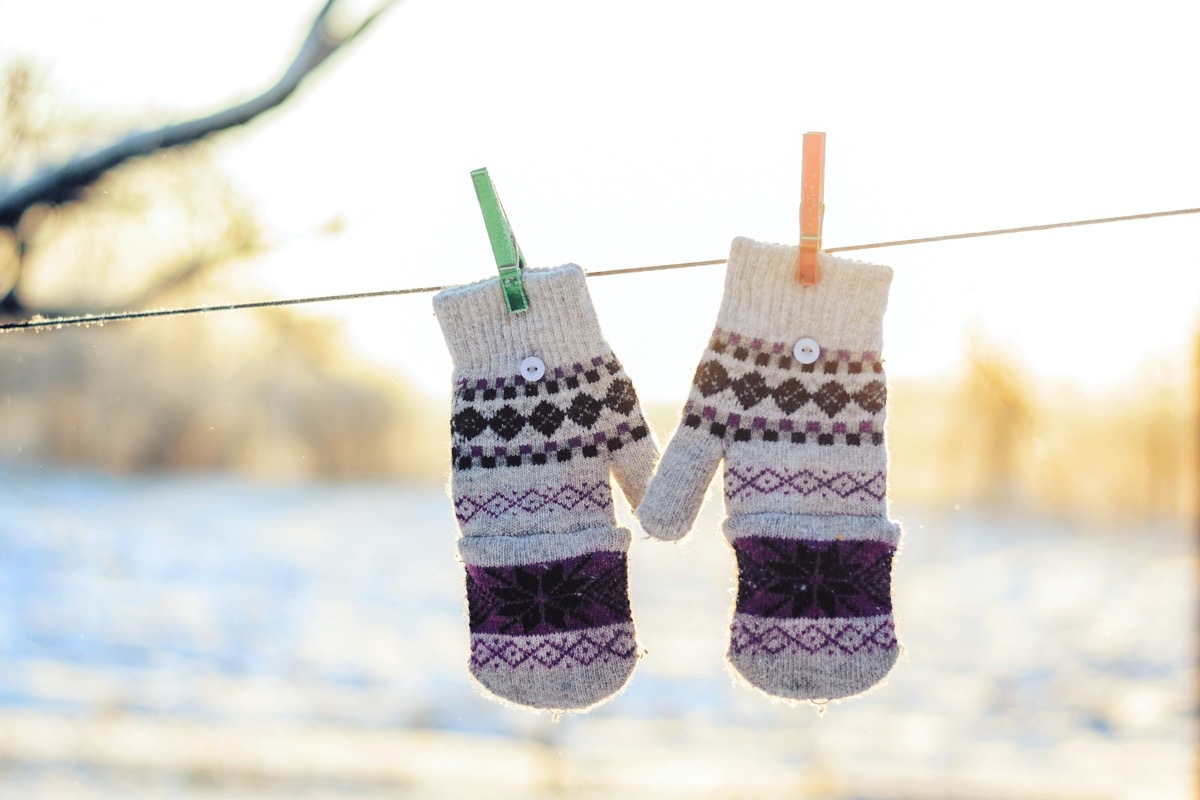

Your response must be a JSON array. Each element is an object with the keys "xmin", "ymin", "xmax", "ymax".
[{"xmin": 3, "ymin": 0, "xmax": 1199, "ymax": 401}]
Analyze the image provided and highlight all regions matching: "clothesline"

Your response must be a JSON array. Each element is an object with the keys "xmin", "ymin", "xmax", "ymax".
[{"xmin": 1, "ymin": 206, "xmax": 1197, "ymax": 334}]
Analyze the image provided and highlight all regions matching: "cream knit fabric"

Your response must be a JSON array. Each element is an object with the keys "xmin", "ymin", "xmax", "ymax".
[
  {"xmin": 433, "ymin": 264, "xmax": 658, "ymax": 711},
  {"xmin": 637, "ymin": 237, "xmax": 901, "ymax": 701}
]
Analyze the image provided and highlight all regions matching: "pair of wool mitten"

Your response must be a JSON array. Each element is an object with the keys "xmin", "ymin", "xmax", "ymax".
[
  {"xmin": 433, "ymin": 237, "xmax": 900, "ymax": 711},
  {"xmin": 433, "ymin": 265, "xmax": 658, "ymax": 711}
]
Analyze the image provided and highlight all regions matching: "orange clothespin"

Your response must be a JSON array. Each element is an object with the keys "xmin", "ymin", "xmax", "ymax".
[{"xmin": 797, "ymin": 131, "xmax": 826, "ymax": 285}]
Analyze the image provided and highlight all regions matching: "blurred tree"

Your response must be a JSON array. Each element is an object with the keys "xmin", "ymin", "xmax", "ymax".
[
  {"xmin": 0, "ymin": 0, "xmax": 448, "ymax": 481},
  {"xmin": 0, "ymin": 0, "xmax": 395, "ymax": 319},
  {"xmin": 1193, "ymin": 328, "xmax": 1200, "ymax": 521},
  {"xmin": 962, "ymin": 334, "xmax": 1035, "ymax": 509}
]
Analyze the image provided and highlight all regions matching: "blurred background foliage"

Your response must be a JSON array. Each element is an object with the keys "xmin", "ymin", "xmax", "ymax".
[
  {"xmin": 4, "ymin": 61, "xmax": 1195, "ymax": 509},
  {"xmin": 0, "ymin": 4, "xmax": 1195, "ymax": 517},
  {"xmin": 0, "ymin": 54, "xmax": 444, "ymax": 481}
]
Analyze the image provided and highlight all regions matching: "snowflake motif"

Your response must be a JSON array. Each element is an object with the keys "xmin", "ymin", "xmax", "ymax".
[
  {"xmin": 468, "ymin": 553, "xmax": 629, "ymax": 635},
  {"xmin": 736, "ymin": 538, "xmax": 892, "ymax": 619}
]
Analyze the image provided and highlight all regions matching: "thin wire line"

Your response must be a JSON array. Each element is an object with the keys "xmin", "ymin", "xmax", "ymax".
[
  {"xmin": 586, "ymin": 258, "xmax": 727, "ymax": 278},
  {"xmin": 3, "ymin": 206, "xmax": 1197, "ymax": 333},
  {"xmin": 1, "ymin": 287, "xmax": 447, "ymax": 332},
  {"xmin": 824, "ymin": 207, "xmax": 1200, "ymax": 253}
]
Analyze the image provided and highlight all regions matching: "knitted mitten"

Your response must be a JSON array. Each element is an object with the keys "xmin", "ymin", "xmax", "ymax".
[
  {"xmin": 433, "ymin": 265, "xmax": 658, "ymax": 711},
  {"xmin": 637, "ymin": 237, "xmax": 901, "ymax": 701}
]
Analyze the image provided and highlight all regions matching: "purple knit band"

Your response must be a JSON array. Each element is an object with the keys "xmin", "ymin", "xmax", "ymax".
[
  {"xmin": 466, "ymin": 551, "xmax": 631, "ymax": 636},
  {"xmin": 733, "ymin": 537, "xmax": 893, "ymax": 619}
]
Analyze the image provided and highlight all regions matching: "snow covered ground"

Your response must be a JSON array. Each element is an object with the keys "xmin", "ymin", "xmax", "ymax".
[{"xmin": 0, "ymin": 464, "xmax": 1194, "ymax": 799}]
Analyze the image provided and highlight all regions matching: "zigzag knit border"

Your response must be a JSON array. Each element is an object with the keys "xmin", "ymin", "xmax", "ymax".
[
  {"xmin": 728, "ymin": 615, "xmax": 897, "ymax": 657},
  {"xmin": 454, "ymin": 482, "xmax": 613, "ymax": 523},
  {"xmin": 725, "ymin": 467, "xmax": 887, "ymax": 501},
  {"xmin": 470, "ymin": 624, "xmax": 638, "ymax": 670}
]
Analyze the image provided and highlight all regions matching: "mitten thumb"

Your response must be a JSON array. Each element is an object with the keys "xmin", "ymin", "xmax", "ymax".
[
  {"xmin": 609, "ymin": 421, "xmax": 659, "ymax": 510},
  {"xmin": 635, "ymin": 423, "xmax": 723, "ymax": 541}
]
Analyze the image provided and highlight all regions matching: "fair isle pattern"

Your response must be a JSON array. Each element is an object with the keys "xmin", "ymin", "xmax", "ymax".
[
  {"xmin": 725, "ymin": 467, "xmax": 886, "ymax": 502},
  {"xmin": 691, "ymin": 361, "xmax": 886, "ymax": 415},
  {"xmin": 451, "ymin": 422, "xmax": 651, "ymax": 471},
  {"xmin": 435, "ymin": 263, "xmax": 658, "ymax": 710},
  {"xmin": 449, "ymin": 347, "xmax": 652, "ymax": 472},
  {"xmin": 729, "ymin": 615, "xmax": 897, "ymax": 657},
  {"xmin": 635, "ymin": 240, "xmax": 899, "ymax": 701},
  {"xmin": 708, "ymin": 328, "xmax": 883, "ymax": 375},
  {"xmin": 470, "ymin": 625, "xmax": 638, "ymax": 670},
  {"xmin": 680, "ymin": 322, "xmax": 887, "ymax": 448},
  {"xmin": 466, "ymin": 552, "xmax": 631, "ymax": 635},
  {"xmin": 682, "ymin": 401, "xmax": 884, "ymax": 446},
  {"xmin": 456, "ymin": 354, "xmax": 622, "ymax": 398},
  {"xmin": 452, "ymin": 379, "xmax": 638, "ymax": 441},
  {"xmin": 455, "ymin": 483, "xmax": 612, "ymax": 523},
  {"xmin": 733, "ymin": 537, "xmax": 893, "ymax": 619}
]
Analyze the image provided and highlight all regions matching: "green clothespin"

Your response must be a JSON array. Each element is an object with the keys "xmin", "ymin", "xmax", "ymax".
[{"xmin": 471, "ymin": 167, "xmax": 528, "ymax": 313}]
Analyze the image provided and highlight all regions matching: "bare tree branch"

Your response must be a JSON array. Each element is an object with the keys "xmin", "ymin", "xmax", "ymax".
[{"xmin": 0, "ymin": 0, "xmax": 397, "ymax": 231}]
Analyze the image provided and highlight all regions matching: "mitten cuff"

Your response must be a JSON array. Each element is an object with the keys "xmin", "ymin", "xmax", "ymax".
[
  {"xmin": 719, "ymin": 237, "xmax": 893, "ymax": 351},
  {"xmin": 433, "ymin": 264, "xmax": 608, "ymax": 376}
]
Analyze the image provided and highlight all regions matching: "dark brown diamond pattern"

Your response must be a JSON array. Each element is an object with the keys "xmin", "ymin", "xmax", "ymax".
[
  {"xmin": 731, "ymin": 372, "xmax": 772, "ymax": 409},
  {"xmin": 451, "ymin": 377, "xmax": 642, "ymax": 442},
  {"xmin": 690, "ymin": 358, "xmax": 886, "ymax": 418},
  {"xmin": 567, "ymin": 393, "xmax": 604, "ymax": 428},
  {"xmin": 812, "ymin": 381, "xmax": 852, "ymax": 418},
  {"xmin": 529, "ymin": 401, "xmax": 566, "ymax": 437},
  {"xmin": 773, "ymin": 378, "xmax": 810, "ymax": 414},
  {"xmin": 489, "ymin": 406, "xmax": 525, "ymax": 440}
]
